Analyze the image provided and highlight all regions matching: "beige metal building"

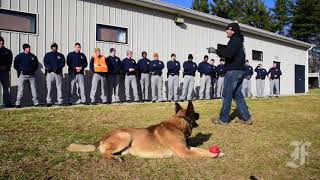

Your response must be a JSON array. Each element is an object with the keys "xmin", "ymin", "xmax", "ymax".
[{"xmin": 0, "ymin": 0, "xmax": 312, "ymax": 104}]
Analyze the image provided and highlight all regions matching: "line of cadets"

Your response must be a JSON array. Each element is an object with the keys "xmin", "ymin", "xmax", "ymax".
[{"xmin": 0, "ymin": 37, "xmax": 282, "ymax": 108}]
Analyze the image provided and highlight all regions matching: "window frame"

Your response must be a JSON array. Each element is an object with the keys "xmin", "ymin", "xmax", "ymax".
[
  {"xmin": 0, "ymin": 8, "xmax": 38, "ymax": 35},
  {"xmin": 96, "ymin": 24, "xmax": 128, "ymax": 44},
  {"xmin": 252, "ymin": 50, "xmax": 263, "ymax": 61}
]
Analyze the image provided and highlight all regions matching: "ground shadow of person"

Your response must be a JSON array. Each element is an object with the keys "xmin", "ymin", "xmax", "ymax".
[
  {"xmin": 230, "ymin": 108, "xmax": 241, "ymax": 121},
  {"xmin": 187, "ymin": 132, "xmax": 212, "ymax": 147}
]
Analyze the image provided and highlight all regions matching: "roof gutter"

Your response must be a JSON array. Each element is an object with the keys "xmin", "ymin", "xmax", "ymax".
[{"xmin": 117, "ymin": 0, "xmax": 313, "ymax": 49}]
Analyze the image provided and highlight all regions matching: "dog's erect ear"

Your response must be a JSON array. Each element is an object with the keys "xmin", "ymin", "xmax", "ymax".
[
  {"xmin": 187, "ymin": 101, "xmax": 195, "ymax": 114},
  {"xmin": 175, "ymin": 103, "xmax": 183, "ymax": 114}
]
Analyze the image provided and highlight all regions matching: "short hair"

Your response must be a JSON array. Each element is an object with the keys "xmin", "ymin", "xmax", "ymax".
[
  {"xmin": 211, "ymin": 59, "xmax": 215, "ymax": 61},
  {"xmin": 23, "ymin": 44, "xmax": 30, "ymax": 50},
  {"xmin": 245, "ymin": 59, "xmax": 249, "ymax": 63},
  {"xmin": 0, "ymin": 36, "xmax": 4, "ymax": 42},
  {"xmin": 142, "ymin": 51, "xmax": 147, "ymax": 56},
  {"xmin": 127, "ymin": 50, "xmax": 133, "ymax": 56},
  {"xmin": 153, "ymin": 52, "xmax": 159, "ymax": 58},
  {"xmin": 51, "ymin": 43, "xmax": 58, "ymax": 49},
  {"xmin": 188, "ymin": 54, "xmax": 193, "ymax": 59},
  {"xmin": 204, "ymin": 55, "xmax": 209, "ymax": 59},
  {"xmin": 75, "ymin": 42, "xmax": 81, "ymax": 47},
  {"xmin": 94, "ymin": 48, "xmax": 101, "ymax": 52},
  {"xmin": 110, "ymin": 48, "xmax": 116, "ymax": 53},
  {"xmin": 171, "ymin": 53, "xmax": 176, "ymax": 57},
  {"xmin": 220, "ymin": 58, "xmax": 225, "ymax": 61}
]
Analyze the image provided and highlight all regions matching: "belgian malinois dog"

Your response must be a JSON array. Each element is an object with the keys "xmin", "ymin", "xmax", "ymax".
[{"xmin": 67, "ymin": 102, "xmax": 219, "ymax": 160}]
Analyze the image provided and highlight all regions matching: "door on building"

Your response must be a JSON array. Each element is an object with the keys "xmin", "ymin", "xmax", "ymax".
[
  {"xmin": 295, "ymin": 65, "xmax": 305, "ymax": 93},
  {"xmin": 273, "ymin": 61, "xmax": 281, "ymax": 94}
]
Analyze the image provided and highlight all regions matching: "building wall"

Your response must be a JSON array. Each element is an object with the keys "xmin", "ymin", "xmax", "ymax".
[{"xmin": 0, "ymin": 0, "xmax": 308, "ymax": 104}]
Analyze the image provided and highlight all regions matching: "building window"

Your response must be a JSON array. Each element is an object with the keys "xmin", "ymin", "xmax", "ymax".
[
  {"xmin": 0, "ymin": 9, "xmax": 37, "ymax": 34},
  {"xmin": 96, "ymin": 24, "xmax": 128, "ymax": 44},
  {"xmin": 252, "ymin": 50, "xmax": 263, "ymax": 61}
]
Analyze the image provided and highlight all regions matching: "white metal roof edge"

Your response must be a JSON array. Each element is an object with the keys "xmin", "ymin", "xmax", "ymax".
[{"xmin": 117, "ymin": 0, "xmax": 314, "ymax": 49}]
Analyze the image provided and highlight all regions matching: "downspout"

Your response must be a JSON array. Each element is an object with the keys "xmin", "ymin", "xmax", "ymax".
[{"xmin": 306, "ymin": 46, "xmax": 313, "ymax": 93}]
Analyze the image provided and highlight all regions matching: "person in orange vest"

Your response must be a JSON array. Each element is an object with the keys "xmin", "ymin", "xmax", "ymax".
[{"xmin": 89, "ymin": 48, "xmax": 108, "ymax": 105}]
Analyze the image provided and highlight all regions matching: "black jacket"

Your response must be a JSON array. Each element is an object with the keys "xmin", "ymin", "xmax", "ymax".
[
  {"xmin": 216, "ymin": 33, "xmax": 246, "ymax": 71},
  {"xmin": 0, "ymin": 47, "xmax": 13, "ymax": 71}
]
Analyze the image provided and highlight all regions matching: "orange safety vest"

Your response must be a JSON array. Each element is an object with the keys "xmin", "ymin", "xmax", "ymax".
[{"xmin": 93, "ymin": 55, "xmax": 108, "ymax": 73}]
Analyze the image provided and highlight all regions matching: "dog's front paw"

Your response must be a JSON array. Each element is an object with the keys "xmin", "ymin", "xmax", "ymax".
[{"xmin": 113, "ymin": 156, "xmax": 124, "ymax": 162}]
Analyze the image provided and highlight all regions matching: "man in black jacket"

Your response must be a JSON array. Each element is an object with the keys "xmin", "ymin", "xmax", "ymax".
[
  {"xmin": 44, "ymin": 43, "xmax": 65, "ymax": 106},
  {"xmin": 0, "ymin": 36, "xmax": 13, "ymax": 107},
  {"xmin": 211, "ymin": 22, "xmax": 252, "ymax": 125},
  {"xmin": 14, "ymin": 44, "xmax": 39, "ymax": 108}
]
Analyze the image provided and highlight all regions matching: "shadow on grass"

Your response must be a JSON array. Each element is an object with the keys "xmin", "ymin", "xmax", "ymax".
[
  {"xmin": 187, "ymin": 132, "xmax": 212, "ymax": 147},
  {"xmin": 230, "ymin": 108, "xmax": 242, "ymax": 121}
]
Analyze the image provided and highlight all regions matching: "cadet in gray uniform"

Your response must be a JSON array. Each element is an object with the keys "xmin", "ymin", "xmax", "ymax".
[
  {"xmin": 241, "ymin": 60, "xmax": 253, "ymax": 98},
  {"xmin": 198, "ymin": 55, "xmax": 213, "ymax": 100},
  {"xmin": 122, "ymin": 51, "xmax": 139, "ymax": 103},
  {"xmin": 89, "ymin": 48, "xmax": 108, "ymax": 105},
  {"xmin": 149, "ymin": 53, "xmax": 165, "ymax": 102},
  {"xmin": 181, "ymin": 54, "xmax": 198, "ymax": 101},
  {"xmin": 137, "ymin": 51, "xmax": 151, "ymax": 102},
  {"xmin": 44, "ymin": 43, "xmax": 65, "ymax": 106},
  {"xmin": 254, "ymin": 64, "xmax": 268, "ymax": 98},
  {"xmin": 67, "ymin": 43, "xmax": 88, "ymax": 105},
  {"xmin": 167, "ymin": 54, "xmax": 180, "ymax": 102},
  {"xmin": 14, "ymin": 44, "xmax": 39, "ymax": 108},
  {"xmin": 268, "ymin": 62, "xmax": 282, "ymax": 97},
  {"xmin": 216, "ymin": 59, "xmax": 225, "ymax": 98},
  {"xmin": 0, "ymin": 36, "xmax": 13, "ymax": 107}
]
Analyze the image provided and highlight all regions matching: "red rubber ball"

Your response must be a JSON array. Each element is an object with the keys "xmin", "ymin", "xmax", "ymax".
[{"xmin": 209, "ymin": 145, "xmax": 220, "ymax": 154}]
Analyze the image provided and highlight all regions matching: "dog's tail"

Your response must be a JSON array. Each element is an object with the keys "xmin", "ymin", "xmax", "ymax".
[{"xmin": 66, "ymin": 143, "xmax": 96, "ymax": 152}]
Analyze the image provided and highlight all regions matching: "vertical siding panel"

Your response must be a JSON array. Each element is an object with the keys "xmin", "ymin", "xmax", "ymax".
[
  {"xmin": 96, "ymin": 3, "xmax": 103, "ymax": 54},
  {"xmin": 132, "ymin": 8, "xmax": 137, "ymax": 58},
  {"xmin": 19, "ymin": 0, "xmax": 29, "ymax": 50},
  {"xmin": 76, "ymin": 0, "xmax": 84, "ymax": 46},
  {"xmin": 1, "ymin": 0, "xmax": 11, "ymax": 8},
  {"xmin": 28, "ymin": 0, "xmax": 38, "ymax": 66},
  {"xmin": 120, "ymin": 7, "xmax": 129, "ymax": 58},
  {"xmin": 90, "ymin": 2, "xmax": 96, "ymax": 55},
  {"xmin": 69, "ymin": 0, "xmax": 76, "ymax": 51},
  {"xmin": 114, "ymin": 3, "xmax": 122, "ymax": 57},
  {"xmin": 53, "ymin": 0, "xmax": 62, "ymax": 46},
  {"xmin": 10, "ymin": 33, "xmax": 19, "ymax": 86},
  {"xmin": 45, "ymin": 0, "xmax": 53, "ymax": 52},
  {"xmin": 83, "ymin": 1, "xmax": 90, "ymax": 59},
  {"xmin": 19, "ymin": 0, "xmax": 28, "ymax": 11},
  {"xmin": 102, "ymin": 3, "xmax": 109, "ymax": 54},
  {"xmin": 37, "ymin": 0, "xmax": 46, "ymax": 62},
  {"xmin": 11, "ymin": 0, "xmax": 19, "ymax": 10},
  {"xmin": 61, "ymin": 0, "xmax": 69, "ymax": 56}
]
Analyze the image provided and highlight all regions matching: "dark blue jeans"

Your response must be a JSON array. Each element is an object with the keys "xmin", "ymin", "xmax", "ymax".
[{"xmin": 219, "ymin": 70, "xmax": 251, "ymax": 123}]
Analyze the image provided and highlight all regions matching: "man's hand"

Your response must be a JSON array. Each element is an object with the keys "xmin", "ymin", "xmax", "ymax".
[
  {"xmin": 207, "ymin": 47, "xmax": 217, "ymax": 54},
  {"xmin": 75, "ymin": 67, "xmax": 82, "ymax": 72},
  {"xmin": 129, "ymin": 68, "xmax": 135, "ymax": 72}
]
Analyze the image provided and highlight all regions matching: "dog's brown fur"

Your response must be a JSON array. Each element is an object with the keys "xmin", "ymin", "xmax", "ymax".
[{"xmin": 67, "ymin": 102, "xmax": 218, "ymax": 160}]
